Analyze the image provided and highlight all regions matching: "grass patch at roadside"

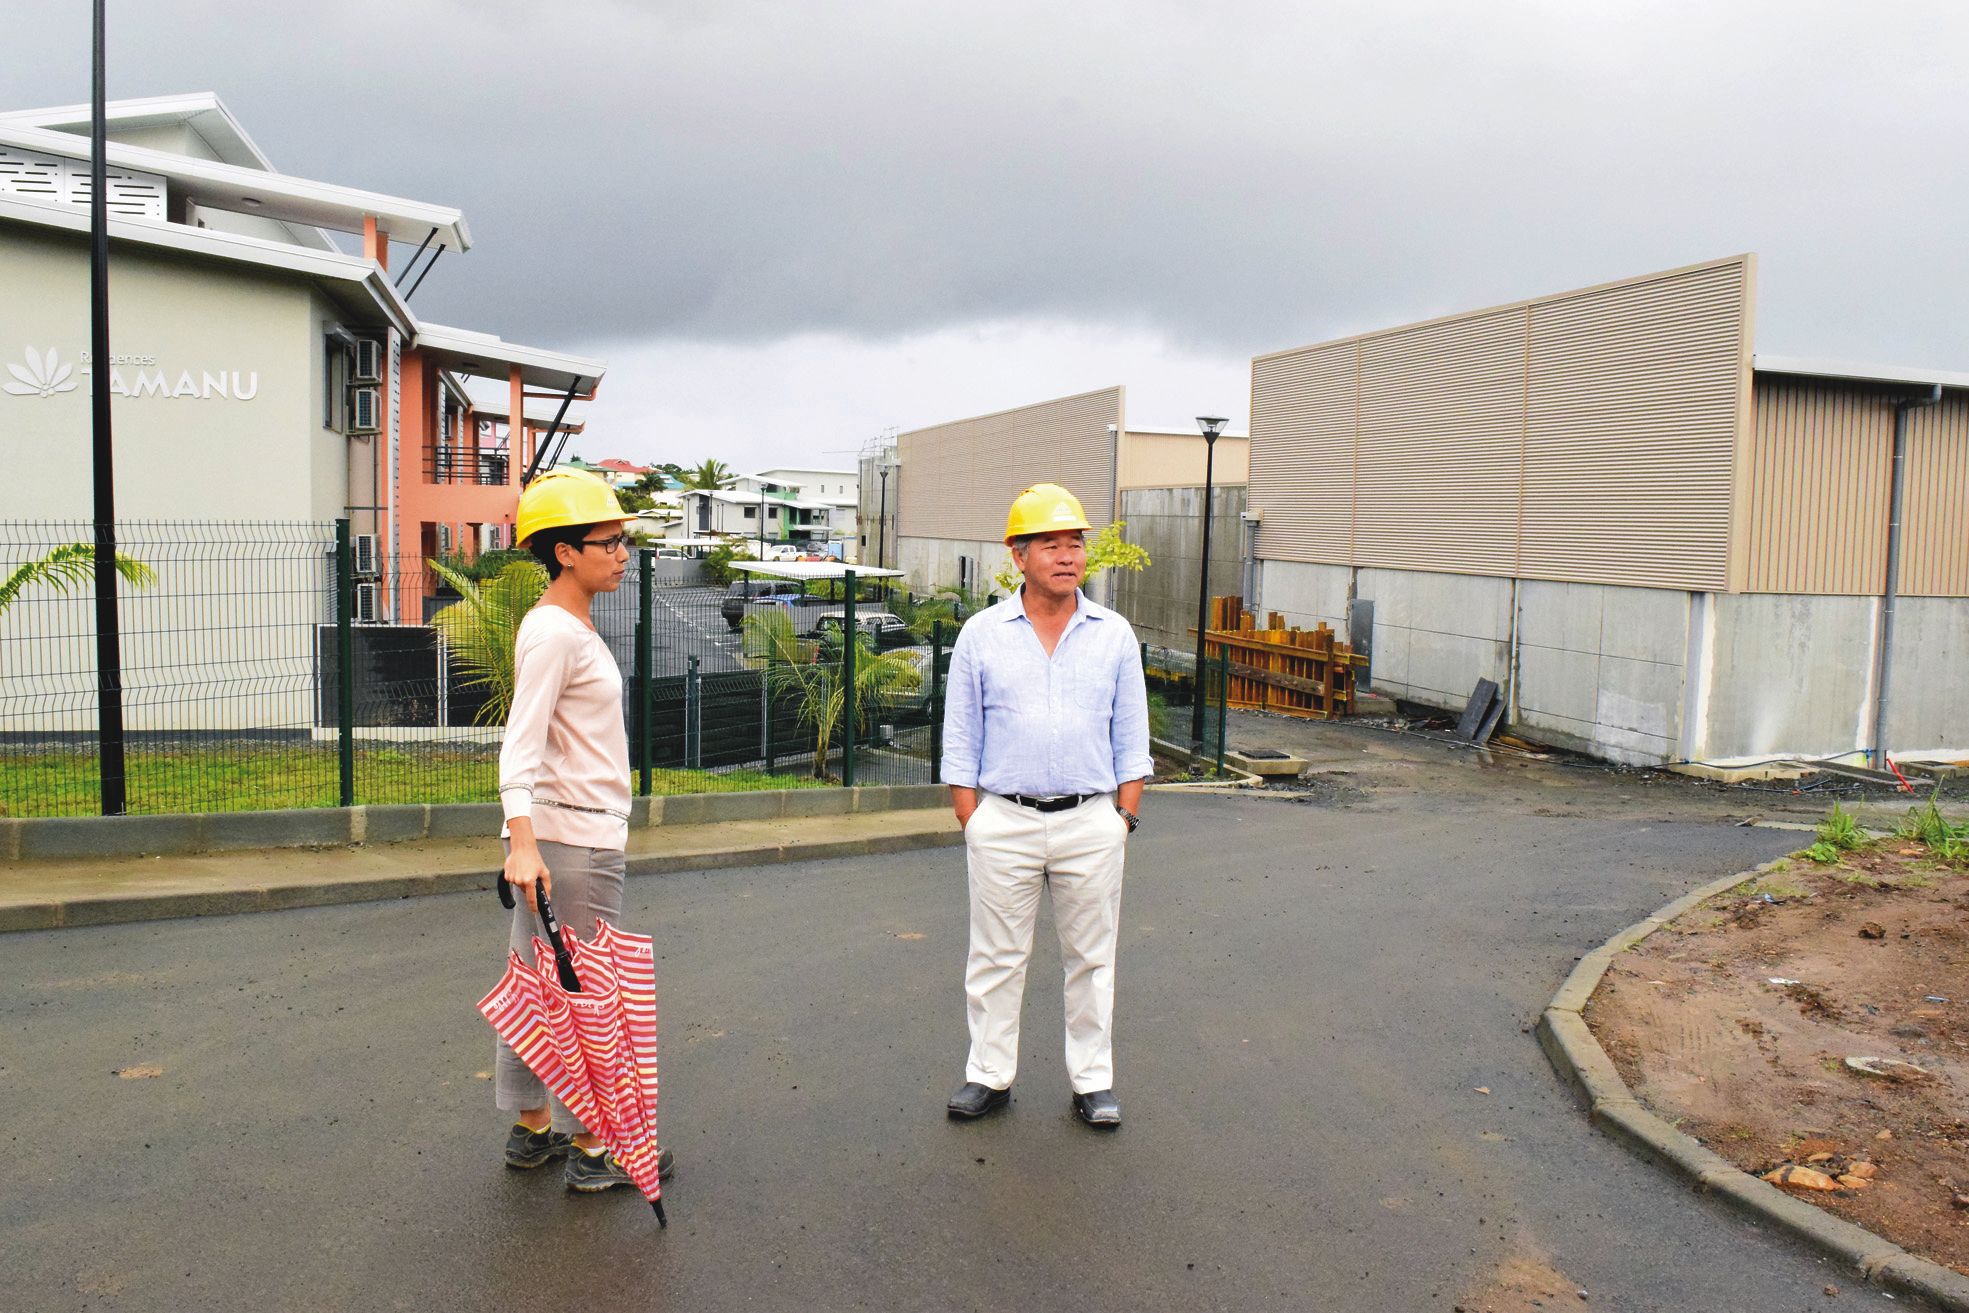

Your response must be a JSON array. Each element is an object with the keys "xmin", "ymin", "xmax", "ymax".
[{"xmin": 0, "ymin": 746, "xmax": 830, "ymax": 818}]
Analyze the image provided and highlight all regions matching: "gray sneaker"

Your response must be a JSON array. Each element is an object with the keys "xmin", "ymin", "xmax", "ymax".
[
  {"xmin": 563, "ymin": 1145, "xmax": 678, "ymax": 1192},
  {"xmin": 564, "ymin": 1146, "xmax": 635, "ymax": 1193},
  {"xmin": 504, "ymin": 1122, "xmax": 574, "ymax": 1169}
]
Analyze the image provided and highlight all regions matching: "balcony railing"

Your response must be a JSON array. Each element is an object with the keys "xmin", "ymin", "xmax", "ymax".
[{"xmin": 425, "ymin": 450, "xmax": 508, "ymax": 486}]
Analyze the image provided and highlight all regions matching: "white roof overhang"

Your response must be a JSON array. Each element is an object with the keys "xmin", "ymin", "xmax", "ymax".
[
  {"xmin": 0, "ymin": 121, "xmax": 470, "ymax": 251},
  {"xmin": 416, "ymin": 323, "xmax": 603, "ymax": 393},
  {"xmin": 1753, "ymin": 355, "xmax": 1969, "ymax": 393},
  {"xmin": 0, "ymin": 190, "xmax": 413, "ymax": 335},
  {"xmin": 0, "ymin": 93, "xmax": 281, "ymax": 172}
]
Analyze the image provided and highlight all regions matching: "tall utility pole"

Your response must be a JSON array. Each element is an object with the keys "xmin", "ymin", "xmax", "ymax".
[{"xmin": 91, "ymin": 0, "xmax": 128, "ymax": 815}]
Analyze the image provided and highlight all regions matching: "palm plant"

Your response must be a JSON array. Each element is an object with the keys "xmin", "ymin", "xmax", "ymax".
[
  {"xmin": 680, "ymin": 459, "xmax": 734, "ymax": 490},
  {"xmin": 744, "ymin": 609, "xmax": 921, "ymax": 779},
  {"xmin": 0, "ymin": 542, "xmax": 156, "ymax": 617},
  {"xmin": 428, "ymin": 557, "xmax": 549, "ymax": 724}
]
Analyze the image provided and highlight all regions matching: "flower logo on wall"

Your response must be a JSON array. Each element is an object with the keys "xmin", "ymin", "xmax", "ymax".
[{"xmin": 4, "ymin": 347, "xmax": 79, "ymax": 398}]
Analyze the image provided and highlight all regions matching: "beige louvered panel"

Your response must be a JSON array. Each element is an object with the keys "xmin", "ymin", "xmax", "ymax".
[
  {"xmin": 1899, "ymin": 397, "xmax": 1969, "ymax": 597},
  {"xmin": 896, "ymin": 387, "xmax": 1121, "ymax": 543},
  {"xmin": 1352, "ymin": 308, "xmax": 1524, "ymax": 575},
  {"xmin": 1248, "ymin": 341, "xmax": 1357, "ymax": 565},
  {"xmin": 1519, "ymin": 261, "xmax": 1748, "ymax": 591},
  {"xmin": 1740, "ymin": 381, "xmax": 1893, "ymax": 594}
]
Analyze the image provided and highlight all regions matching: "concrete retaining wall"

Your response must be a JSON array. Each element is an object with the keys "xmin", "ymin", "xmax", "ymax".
[
  {"xmin": 0, "ymin": 784, "xmax": 950, "ymax": 862},
  {"xmin": 1253, "ymin": 559, "xmax": 1969, "ymax": 769},
  {"xmin": 898, "ymin": 535, "xmax": 1010, "ymax": 597}
]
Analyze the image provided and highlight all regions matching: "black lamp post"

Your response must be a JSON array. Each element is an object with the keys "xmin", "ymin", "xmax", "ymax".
[
  {"xmin": 1190, "ymin": 416, "xmax": 1228, "ymax": 755},
  {"xmin": 876, "ymin": 464, "xmax": 890, "ymax": 568},
  {"xmin": 90, "ymin": 0, "xmax": 127, "ymax": 814}
]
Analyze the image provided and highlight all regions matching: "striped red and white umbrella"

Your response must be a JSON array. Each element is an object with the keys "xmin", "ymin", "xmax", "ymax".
[{"xmin": 478, "ymin": 893, "xmax": 667, "ymax": 1226}]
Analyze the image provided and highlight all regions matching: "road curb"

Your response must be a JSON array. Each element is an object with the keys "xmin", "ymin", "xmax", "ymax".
[
  {"xmin": 0, "ymin": 827, "xmax": 965, "ymax": 935},
  {"xmin": 1538, "ymin": 855, "xmax": 1969, "ymax": 1311}
]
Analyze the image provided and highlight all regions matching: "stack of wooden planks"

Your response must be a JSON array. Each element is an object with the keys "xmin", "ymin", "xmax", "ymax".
[{"xmin": 1193, "ymin": 595, "xmax": 1369, "ymax": 720}]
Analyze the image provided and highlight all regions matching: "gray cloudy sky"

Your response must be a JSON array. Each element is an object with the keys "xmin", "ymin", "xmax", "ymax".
[{"xmin": 9, "ymin": 0, "xmax": 1967, "ymax": 471}]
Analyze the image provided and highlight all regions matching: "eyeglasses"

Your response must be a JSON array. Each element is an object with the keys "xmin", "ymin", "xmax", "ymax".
[{"xmin": 578, "ymin": 534, "xmax": 630, "ymax": 554}]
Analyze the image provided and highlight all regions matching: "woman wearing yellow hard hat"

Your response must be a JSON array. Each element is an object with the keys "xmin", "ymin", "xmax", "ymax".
[{"xmin": 492, "ymin": 468, "xmax": 673, "ymax": 1191}]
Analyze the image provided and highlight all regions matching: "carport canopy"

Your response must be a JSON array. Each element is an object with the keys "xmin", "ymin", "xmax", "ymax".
[{"xmin": 731, "ymin": 562, "xmax": 905, "ymax": 580}]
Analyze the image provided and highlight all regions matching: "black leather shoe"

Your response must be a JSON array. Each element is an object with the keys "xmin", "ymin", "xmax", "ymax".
[
  {"xmin": 1072, "ymin": 1089, "xmax": 1121, "ymax": 1128},
  {"xmin": 946, "ymin": 1081, "xmax": 1010, "ymax": 1119}
]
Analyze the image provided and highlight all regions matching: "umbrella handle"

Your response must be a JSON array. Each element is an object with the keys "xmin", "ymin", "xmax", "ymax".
[{"xmin": 534, "ymin": 884, "xmax": 582, "ymax": 994}]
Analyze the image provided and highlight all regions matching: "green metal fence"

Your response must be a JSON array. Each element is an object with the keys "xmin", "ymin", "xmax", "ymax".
[{"xmin": 0, "ymin": 520, "xmax": 1224, "ymax": 816}]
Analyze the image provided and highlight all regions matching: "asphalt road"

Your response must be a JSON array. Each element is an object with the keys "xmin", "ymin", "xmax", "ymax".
[{"xmin": 6, "ymin": 736, "xmax": 1871, "ymax": 1312}]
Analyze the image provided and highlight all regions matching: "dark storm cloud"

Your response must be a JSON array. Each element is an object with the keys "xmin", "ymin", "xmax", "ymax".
[{"xmin": 7, "ymin": 0, "xmax": 1966, "ymax": 366}]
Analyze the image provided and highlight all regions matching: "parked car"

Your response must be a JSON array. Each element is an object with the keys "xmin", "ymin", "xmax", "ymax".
[
  {"xmin": 721, "ymin": 578, "xmax": 807, "ymax": 630},
  {"xmin": 807, "ymin": 610, "xmax": 914, "ymax": 650},
  {"xmin": 654, "ymin": 547, "xmax": 687, "ymax": 560}
]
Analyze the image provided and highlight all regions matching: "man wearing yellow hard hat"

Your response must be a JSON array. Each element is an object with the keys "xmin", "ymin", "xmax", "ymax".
[
  {"xmin": 492, "ymin": 468, "xmax": 675, "ymax": 1191},
  {"xmin": 940, "ymin": 483, "xmax": 1152, "ymax": 1129}
]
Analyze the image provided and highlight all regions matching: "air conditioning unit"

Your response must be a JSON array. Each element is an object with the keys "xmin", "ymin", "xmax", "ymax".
[
  {"xmin": 351, "ymin": 338, "xmax": 383, "ymax": 383},
  {"xmin": 435, "ymin": 523, "xmax": 453, "ymax": 554},
  {"xmin": 354, "ymin": 582, "xmax": 380, "ymax": 624},
  {"xmin": 349, "ymin": 386, "xmax": 381, "ymax": 435},
  {"xmin": 351, "ymin": 533, "xmax": 379, "ymax": 578}
]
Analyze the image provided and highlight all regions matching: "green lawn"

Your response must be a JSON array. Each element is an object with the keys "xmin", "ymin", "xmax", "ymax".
[{"xmin": 0, "ymin": 745, "xmax": 829, "ymax": 818}]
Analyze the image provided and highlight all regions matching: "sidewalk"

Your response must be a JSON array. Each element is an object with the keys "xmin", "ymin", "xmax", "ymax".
[{"xmin": 0, "ymin": 808, "xmax": 962, "ymax": 934}]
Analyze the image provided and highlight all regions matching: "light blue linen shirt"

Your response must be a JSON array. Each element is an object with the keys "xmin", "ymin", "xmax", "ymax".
[{"xmin": 940, "ymin": 587, "xmax": 1153, "ymax": 797}]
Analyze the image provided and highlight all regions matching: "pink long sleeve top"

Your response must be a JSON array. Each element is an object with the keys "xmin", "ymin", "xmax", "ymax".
[{"xmin": 498, "ymin": 605, "xmax": 631, "ymax": 851}]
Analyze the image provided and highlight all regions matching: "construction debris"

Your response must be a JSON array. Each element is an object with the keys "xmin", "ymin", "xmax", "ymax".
[{"xmin": 1195, "ymin": 596, "xmax": 1368, "ymax": 721}]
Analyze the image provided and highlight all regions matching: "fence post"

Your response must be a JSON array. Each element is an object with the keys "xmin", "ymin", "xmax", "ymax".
[
  {"xmin": 334, "ymin": 518, "xmax": 355, "ymax": 807},
  {"xmin": 1205, "ymin": 645, "xmax": 1220, "ymax": 771},
  {"xmin": 761, "ymin": 648, "xmax": 774, "ymax": 773},
  {"xmin": 685, "ymin": 655, "xmax": 702, "ymax": 770},
  {"xmin": 637, "ymin": 549, "xmax": 653, "ymax": 796},
  {"xmin": 929, "ymin": 619, "xmax": 944, "ymax": 785},
  {"xmin": 840, "ymin": 569, "xmax": 857, "ymax": 787}
]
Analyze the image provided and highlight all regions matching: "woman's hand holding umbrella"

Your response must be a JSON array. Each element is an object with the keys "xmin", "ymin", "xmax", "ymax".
[{"xmin": 503, "ymin": 817, "xmax": 553, "ymax": 902}]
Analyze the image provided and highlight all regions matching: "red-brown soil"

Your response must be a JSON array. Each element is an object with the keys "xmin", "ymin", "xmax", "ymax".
[{"xmin": 1588, "ymin": 846, "xmax": 1968, "ymax": 1276}]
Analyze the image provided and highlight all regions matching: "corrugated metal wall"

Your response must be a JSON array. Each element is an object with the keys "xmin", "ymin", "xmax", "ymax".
[
  {"xmin": 1740, "ymin": 381, "xmax": 1894, "ymax": 594},
  {"xmin": 897, "ymin": 387, "xmax": 1123, "ymax": 543},
  {"xmin": 1248, "ymin": 256, "xmax": 1753, "ymax": 592},
  {"xmin": 1741, "ymin": 383, "xmax": 1967, "ymax": 598},
  {"xmin": 1898, "ymin": 395, "xmax": 1969, "ymax": 597}
]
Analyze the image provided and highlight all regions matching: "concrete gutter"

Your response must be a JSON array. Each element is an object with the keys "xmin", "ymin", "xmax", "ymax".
[
  {"xmin": 1537, "ymin": 856, "xmax": 1969, "ymax": 1310},
  {"xmin": 0, "ymin": 783, "xmax": 950, "ymax": 863}
]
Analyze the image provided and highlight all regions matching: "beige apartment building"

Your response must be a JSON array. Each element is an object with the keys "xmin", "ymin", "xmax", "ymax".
[
  {"xmin": 1246, "ymin": 254, "xmax": 1967, "ymax": 768},
  {"xmin": 895, "ymin": 387, "xmax": 1249, "ymax": 610}
]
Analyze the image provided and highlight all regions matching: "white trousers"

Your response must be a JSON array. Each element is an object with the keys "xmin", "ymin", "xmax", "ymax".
[{"xmin": 963, "ymin": 790, "xmax": 1128, "ymax": 1094}]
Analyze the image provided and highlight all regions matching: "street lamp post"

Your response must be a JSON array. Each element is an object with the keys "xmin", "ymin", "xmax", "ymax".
[
  {"xmin": 90, "ymin": 0, "xmax": 128, "ymax": 814},
  {"xmin": 876, "ymin": 465, "xmax": 890, "ymax": 568},
  {"xmin": 1190, "ymin": 416, "xmax": 1228, "ymax": 756}
]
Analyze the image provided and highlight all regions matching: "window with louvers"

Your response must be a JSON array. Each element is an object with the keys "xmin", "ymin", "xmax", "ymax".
[{"xmin": 0, "ymin": 145, "xmax": 167, "ymax": 220}]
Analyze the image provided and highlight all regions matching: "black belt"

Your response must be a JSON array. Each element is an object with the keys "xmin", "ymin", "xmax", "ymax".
[{"xmin": 1003, "ymin": 792, "xmax": 1095, "ymax": 813}]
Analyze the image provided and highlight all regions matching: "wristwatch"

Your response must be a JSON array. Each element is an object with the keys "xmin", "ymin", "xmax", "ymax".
[{"xmin": 1115, "ymin": 805, "xmax": 1140, "ymax": 833}]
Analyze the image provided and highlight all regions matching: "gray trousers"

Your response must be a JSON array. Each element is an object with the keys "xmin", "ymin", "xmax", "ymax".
[{"xmin": 493, "ymin": 839, "xmax": 626, "ymax": 1133}]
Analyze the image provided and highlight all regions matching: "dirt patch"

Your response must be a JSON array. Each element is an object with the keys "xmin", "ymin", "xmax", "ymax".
[
  {"xmin": 1588, "ymin": 846, "xmax": 1969, "ymax": 1275},
  {"xmin": 1455, "ymin": 1254, "xmax": 1589, "ymax": 1312}
]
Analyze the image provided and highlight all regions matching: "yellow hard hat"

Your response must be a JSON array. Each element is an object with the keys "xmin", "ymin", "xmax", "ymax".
[
  {"xmin": 1003, "ymin": 483, "xmax": 1093, "ymax": 544},
  {"xmin": 516, "ymin": 468, "xmax": 628, "ymax": 546}
]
